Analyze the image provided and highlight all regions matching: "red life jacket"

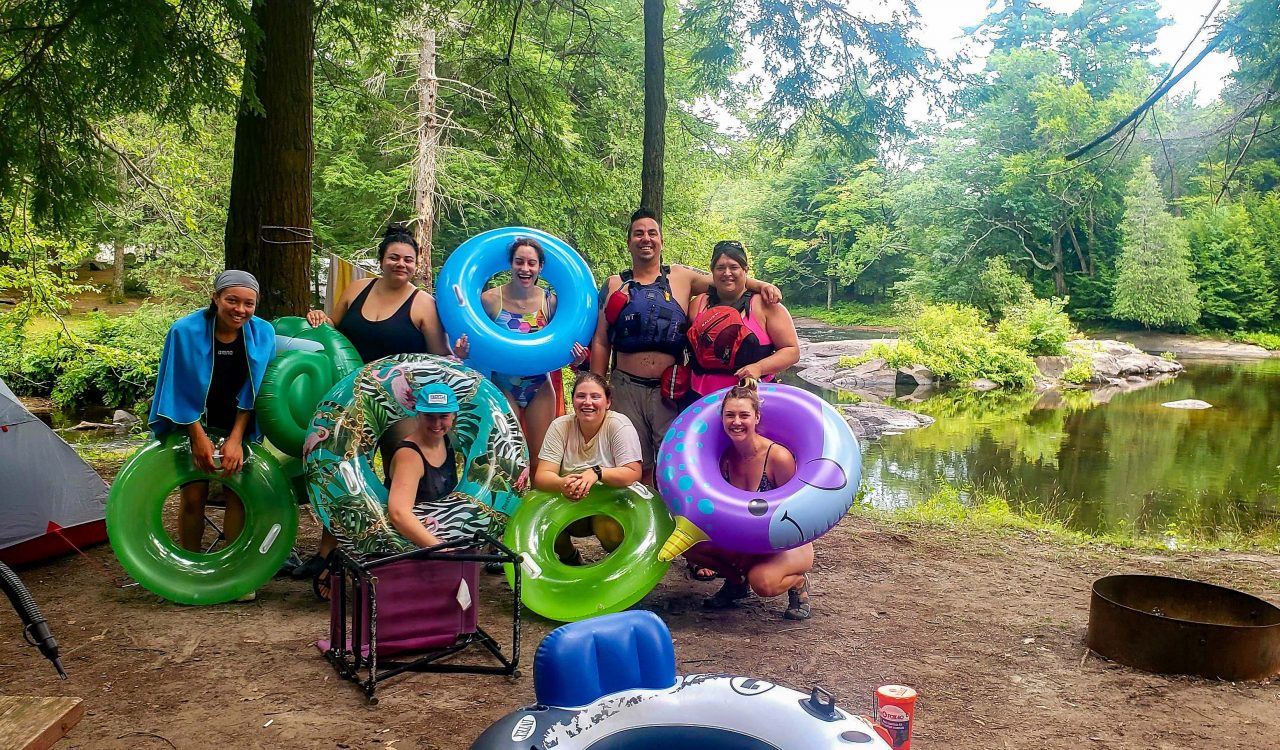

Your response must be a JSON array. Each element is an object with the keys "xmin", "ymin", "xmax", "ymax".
[{"xmin": 687, "ymin": 291, "xmax": 771, "ymax": 373}]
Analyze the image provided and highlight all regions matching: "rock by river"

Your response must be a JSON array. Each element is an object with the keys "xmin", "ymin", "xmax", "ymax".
[
  {"xmin": 795, "ymin": 335, "xmax": 1183, "ymax": 400},
  {"xmin": 841, "ymin": 403, "xmax": 934, "ymax": 441}
]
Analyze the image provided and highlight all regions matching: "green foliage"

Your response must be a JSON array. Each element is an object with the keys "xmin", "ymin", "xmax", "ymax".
[
  {"xmin": 843, "ymin": 304, "xmax": 1039, "ymax": 388},
  {"xmin": 995, "ymin": 297, "xmax": 1075, "ymax": 356},
  {"xmin": 973, "ymin": 257, "xmax": 1033, "ymax": 319},
  {"xmin": 1111, "ymin": 159, "xmax": 1200, "ymax": 329},
  {"xmin": 892, "ymin": 47, "xmax": 1139, "ymax": 312},
  {"xmin": 902, "ymin": 304, "xmax": 1038, "ymax": 388},
  {"xmin": 789, "ymin": 302, "xmax": 904, "ymax": 328},
  {"xmin": 856, "ymin": 482, "xmax": 1280, "ymax": 552},
  {"xmin": 891, "ymin": 484, "xmax": 1066, "ymax": 534},
  {"xmin": 0, "ymin": 0, "xmax": 246, "ymax": 224},
  {"xmin": 1, "ymin": 305, "xmax": 180, "ymax": 409},
  {"xmin": 1061, "ymin": 359, "xmax": 1095, "ymax": 384},
  {"xmin": 757, "ymin": 156, "xmax": 905, "ymax": 305},
  {"xmin": 682, "ymin": 0, "xmax": 942, "ymax": 144},
  {"xmin": 839, "ymin": 341, "xmax": 925, "ymax": 372},
  {"xmin": 1232, "ymin": 331, "xmax": 1280, "ymax": 351},
  {"xmin": 0, "ymin": 203, "xmax": 96, "ymax": 328},
  {"xmin": 311, "ymin": 0, "xmax": 739, "ymax": 277},
  {"xmin": 1185, "ymin": 203, "xmax": 1277, "ymax": 330}
]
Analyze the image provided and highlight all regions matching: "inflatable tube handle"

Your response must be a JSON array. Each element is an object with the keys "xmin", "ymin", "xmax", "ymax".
[
  {"xmin": 453, "ymin": 283, "xmax": 466, "ymax": 307},
  {"xmin": 518, "ymin": 553, "xmax": 543, "ymax": 580}
]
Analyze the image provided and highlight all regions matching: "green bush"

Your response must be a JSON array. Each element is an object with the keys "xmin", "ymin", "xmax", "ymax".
[
  {"xmin": 789, "ymin": 302, "xmax": 904, "ymax": 328},
  {"xmin": 1231, "ymin": 330, "xmax": 1280, "ymax": 351},
  {"xmin": 838, "ymin": 341, "xmax": 925, "ymax": 370},
  {"xmin": 840, "ymin": 304, "xmax": 1038, "ymax": 388},
  {"xmin": 1061, "ymin": 360, "xmax": 1095, "ymax": 384},
  {"xmin": 995, "ymin": 297, "xmax": 1075, "ymax": 356},
  {"xmin": 1, "ymin": 305, "xmax": 180, "ymax": 409},
  {"xmin": 973, "ymin": 256, "xmax": 1033, "ymax": 319},
  {"xmin": 903, "ymin": 304, "xmax": 1037, "ymax": 388}
]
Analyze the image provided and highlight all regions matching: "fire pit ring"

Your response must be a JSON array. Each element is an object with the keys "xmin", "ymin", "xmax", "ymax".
[{"xmin": 1086, "ymin": 574, "xmax": 1280, "ymax": 681}]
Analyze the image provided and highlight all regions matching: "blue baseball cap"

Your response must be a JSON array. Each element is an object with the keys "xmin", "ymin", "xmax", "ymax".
[{"xmin": 415, "ymin": 383, "xmax": 459, "ymax": 414}]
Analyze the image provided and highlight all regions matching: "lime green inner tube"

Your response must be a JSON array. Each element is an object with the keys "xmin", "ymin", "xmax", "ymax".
[
  {"xmin": 106, "ymin": 432, "xmax": 298, "ymax": 605},
  {"xmin": 503, "ymin": 484, "xmax": 674, "ymax": 622}
]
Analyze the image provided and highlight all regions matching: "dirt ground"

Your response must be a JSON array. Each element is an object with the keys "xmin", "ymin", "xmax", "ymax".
[{"xmin": 5, "ymin": 510, "xmax": 1280, "ymax": 750}]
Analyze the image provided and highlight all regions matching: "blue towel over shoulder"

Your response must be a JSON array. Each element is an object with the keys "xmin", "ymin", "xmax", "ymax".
[{"xmin": 148, "ymin": 309, "xmax": 276, "ymax": 440}]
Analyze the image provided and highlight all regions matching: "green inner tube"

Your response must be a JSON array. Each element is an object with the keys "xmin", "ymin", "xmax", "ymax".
[
  {"xmin": 106, "ymin": 432, "xmax": 298, "ymax": 605},
  {"xmin": 258, "ymin": 317, "xmax": 363, "ymax": 458},
  {"xmin": 503, "ymin": 484, "xmax": 674, "ymax": 622}
]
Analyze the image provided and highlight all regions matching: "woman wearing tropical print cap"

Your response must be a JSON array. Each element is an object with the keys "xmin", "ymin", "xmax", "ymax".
[{"xmin": 385, "ymin": 383, "xmax": 467, "ymax": 547}]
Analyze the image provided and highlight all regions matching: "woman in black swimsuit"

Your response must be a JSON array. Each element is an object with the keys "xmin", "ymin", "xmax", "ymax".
[
  {"xmin": 682, "ymin": 382, "xmax": 814, "ymax": 620},
  {"xmin": 306, "ymin": 224, "xmax": 455, "ymax": 361},
  {"xmin": 298, "ymin": 225, "xmax": 467, "ymax": 589},
  {"xmin": 385, "ymin": 384, "xmax": 466, "ymax": 547}
]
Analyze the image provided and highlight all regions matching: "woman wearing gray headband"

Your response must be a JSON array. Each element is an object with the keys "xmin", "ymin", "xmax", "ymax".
[{"xmin": 147, "ymin": 269, "xmax": 276, "ymax": 600}]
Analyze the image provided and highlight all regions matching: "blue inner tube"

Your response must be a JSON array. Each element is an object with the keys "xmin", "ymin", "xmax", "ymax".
[{"xmin": 436, "ymin": 227, "xmax": 596, "ymax": 377}]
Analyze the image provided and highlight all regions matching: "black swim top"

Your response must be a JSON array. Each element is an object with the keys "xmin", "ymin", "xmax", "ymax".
[
  {"xmin": 336, "ymin": 281, "xmax": 428, "ymax": 363},
  {"xmin": 204, "ymin": 330, "xmax": 248, "ymax": 432},
  {"xmin": 391, "ymin": 438, "xmax": 458, "ymax": 507},
  {"xmin": 721, "ymin": 442, "xmax": 777, "ymax": 492}
]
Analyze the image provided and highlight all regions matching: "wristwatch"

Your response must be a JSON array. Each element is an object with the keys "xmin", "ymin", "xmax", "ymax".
[{"xmin": 591, "ymin": 465, "xmax": 604, "ymax": 481}]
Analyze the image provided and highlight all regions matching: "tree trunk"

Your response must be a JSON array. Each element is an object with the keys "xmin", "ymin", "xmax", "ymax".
[
  {"xmin": 110, "ymin": 240, "xmax": 125, "ymax": 304},
  {"xmin": 1067, "ymin": 224, "xmax": 1091, "ymax": 276},
  {"xmin": 1051, "ymin": 231, "xmax": 1067, "ymax": 296},
  {"xmin": 412, "ymin": 19, "xmax": 440, "ymax": 291},
  {"xmin": 826, "ymin": 276, "xmax": 833, "ymax": 310},
  {"xmin": 223, "ymin": 0, "xmax": 314, "ymax": 319},
  {"xmin": 640, "ymin": 0, "xmax": 665, "ymax": 218}
]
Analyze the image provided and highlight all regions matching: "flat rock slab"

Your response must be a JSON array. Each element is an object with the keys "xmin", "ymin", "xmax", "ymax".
[
  {"xmin": 1101, "ymin": 331, "xmax": 1276, "ymax": 359},
  {"xmin": 0, "ymin": 696, "xmax": 84, "ymax": 750},
  {"xmin": 840, "ymin": 403, "xmax": 935, "ymax": 441},
  {"xmin": 1161, "ymin": 399, "xmax": 1213, "ymax": 410}
]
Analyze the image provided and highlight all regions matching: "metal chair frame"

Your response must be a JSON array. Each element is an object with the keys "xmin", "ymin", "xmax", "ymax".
[{"xmin": 321, "ymin": 533, "xmax": 522, "ymax": 703}]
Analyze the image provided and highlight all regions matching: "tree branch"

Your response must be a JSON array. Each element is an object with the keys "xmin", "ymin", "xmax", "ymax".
[{"xmin": 1066, "ymin": 24, "xmax": 1229, "ymax": 161}]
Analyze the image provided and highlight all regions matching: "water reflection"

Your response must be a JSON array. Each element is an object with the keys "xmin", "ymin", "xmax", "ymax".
[{"xmin": 847, "ymin": 360, "xmax": 1280, "ymax": 534}]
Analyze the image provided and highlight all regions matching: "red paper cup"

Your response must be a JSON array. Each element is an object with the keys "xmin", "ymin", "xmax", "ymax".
[{"xmin": 874, "ymin": 684, "xmax": 918, "ymax": 750}]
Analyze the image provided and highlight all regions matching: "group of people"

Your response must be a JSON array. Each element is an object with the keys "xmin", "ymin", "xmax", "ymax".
[{"xmin": 150, "ymin": 208, "xmax": 814, "ymax": 619}]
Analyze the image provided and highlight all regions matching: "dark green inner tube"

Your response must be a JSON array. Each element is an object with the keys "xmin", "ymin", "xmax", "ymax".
[{"xmin": 258, "ymin": 317, "xmax": 362, "ymax": 457}]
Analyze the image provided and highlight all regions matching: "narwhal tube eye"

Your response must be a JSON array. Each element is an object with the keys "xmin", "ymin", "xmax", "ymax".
[{"xmin": 747, "ymin": 498, "xmax": 768, "ymax": 517}]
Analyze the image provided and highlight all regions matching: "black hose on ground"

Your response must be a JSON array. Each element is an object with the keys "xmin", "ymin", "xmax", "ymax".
[{"xmin": 0, "ymin": 561, "xmax": 66, "ymax": 679}]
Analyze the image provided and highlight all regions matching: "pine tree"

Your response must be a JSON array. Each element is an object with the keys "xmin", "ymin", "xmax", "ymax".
[{"xmin": 1111, "ymin": 159, "xmax": 1200, "ymax": 328}]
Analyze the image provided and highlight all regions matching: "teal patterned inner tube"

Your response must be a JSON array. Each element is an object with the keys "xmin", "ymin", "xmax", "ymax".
[{"xmin": 302, "ymin": 354, "xmax": 528, "ymax": 556}]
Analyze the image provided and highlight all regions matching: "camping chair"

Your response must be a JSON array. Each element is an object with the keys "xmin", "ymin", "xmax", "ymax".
[{"xmin": 318, "ymin": 533, "xmax": 522, "ymax": 702}]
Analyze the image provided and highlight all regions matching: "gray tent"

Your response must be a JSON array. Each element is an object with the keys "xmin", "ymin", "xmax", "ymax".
[{"xmin": 0, "ymin": 378, "xmax": 109, "ymax": 565}]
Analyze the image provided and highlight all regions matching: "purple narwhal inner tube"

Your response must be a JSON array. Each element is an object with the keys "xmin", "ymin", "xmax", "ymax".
[{"xmin": 655, "ymin": 383, "xmax": 862, "ymax": 558}]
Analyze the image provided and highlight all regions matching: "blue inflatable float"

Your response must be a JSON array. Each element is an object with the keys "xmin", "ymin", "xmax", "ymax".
[
  {"xmin": 470, "ymin": 611, "xmax": 890, "ymax": 750},
  {"xmin": 436, "ymin": 227, "xmax": 596, "ymax": 377}
]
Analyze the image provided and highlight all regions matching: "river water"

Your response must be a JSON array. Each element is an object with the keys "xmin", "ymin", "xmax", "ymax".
[
  {"xmin": 54, "ymin": 326, "xmax": 1280, "ymax": 537},
  {"xmin": 831, "ymin": 351, "xmax": 1280, "ymax": 536}
]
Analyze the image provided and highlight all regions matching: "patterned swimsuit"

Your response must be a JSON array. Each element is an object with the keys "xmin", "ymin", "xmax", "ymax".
[{"xmin": 493, "ymin": 289, "xmax": 550, "ymax": 407}]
